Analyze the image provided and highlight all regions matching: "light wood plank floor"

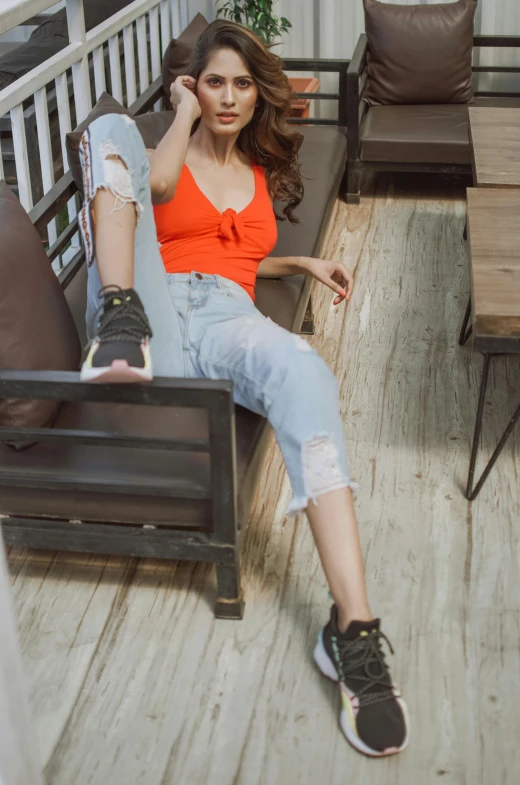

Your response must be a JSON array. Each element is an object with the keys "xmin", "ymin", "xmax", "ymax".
[{"xmin": 7, "ymin": 173, "xmax": 520, "ymax": 785}]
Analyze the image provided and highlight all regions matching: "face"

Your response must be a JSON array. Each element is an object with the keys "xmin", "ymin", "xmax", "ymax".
[{"xmin": 196, "ymin": 48, "xmax": 259, "ymax": 135}]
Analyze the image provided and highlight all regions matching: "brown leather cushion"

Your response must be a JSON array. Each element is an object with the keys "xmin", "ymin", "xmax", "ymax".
[
  {"xmin": 0, "ymin": 182, "xmax": 81, "ymax": 440},
  {"xmin": 363, "ymin": 0, "xmax": 477, "ymax": 106},
  {"xmin": 161, "ymin": 13, "xmax": 209, "ymax": 108},
  {"xmin": 66, "ymin": 93, "xmax": 174, "ymax": 190},
  {"xmin": 361, "ymin": 104, "xmax": 473, "ymax": 165}
]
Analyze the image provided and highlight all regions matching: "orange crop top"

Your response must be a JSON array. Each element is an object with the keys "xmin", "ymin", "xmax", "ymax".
[{"xmin": 153, "ymin": 163, "xmax": 278, "ymax": 300}]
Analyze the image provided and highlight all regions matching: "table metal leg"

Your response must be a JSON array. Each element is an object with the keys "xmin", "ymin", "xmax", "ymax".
[
  {"xmin": 466, "ymin": 354, "xmax": 520, "ymax": 500},
  {"xmin": 458, "ymin": 295, "xmax": 473, "ymax": 346}
]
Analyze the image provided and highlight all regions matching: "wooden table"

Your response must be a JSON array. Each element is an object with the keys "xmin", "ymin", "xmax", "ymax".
[
  {"xmin": 469, "ymin": 106, "xmax": 520, "ymax": 188},
  {"xmin": 460, "ymin": 187, "xmax": 520, "ymax": 499}
]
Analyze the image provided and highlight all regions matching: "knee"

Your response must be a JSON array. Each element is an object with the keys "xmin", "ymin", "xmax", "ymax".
[
  {"xmin": 79, "ymin": 114, "xmax": 143, "ymax": 175},
  {"xmin": 281, "ymin": 337, "xmax": 338, "ymax": 396},
  {"xmin": 85, "ymin": 112, "xmax": 138, "ymax": 143}
]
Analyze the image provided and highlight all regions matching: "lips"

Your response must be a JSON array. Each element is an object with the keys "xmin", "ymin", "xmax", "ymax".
[{"xmin": 217, "ymin": 113, "xmax": 238, "ymax": 118}]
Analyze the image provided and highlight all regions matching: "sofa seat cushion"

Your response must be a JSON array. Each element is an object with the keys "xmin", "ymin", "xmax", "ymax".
[
  {"xmin": 272, "ymin": 125, "xmax": 347, "ymax": 258},
  {"xmin": 361, "ymin": 104, "xmax": 472, "ymax": 165}
]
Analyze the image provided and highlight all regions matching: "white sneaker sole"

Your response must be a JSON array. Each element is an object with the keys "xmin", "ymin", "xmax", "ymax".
[
  {"xmin": 313, "ymin": 633, "xmax": 410, "ymax": 758},
  {"xmin": 80, "ymin": 359, "xmax": 152, "ymax": 384}
]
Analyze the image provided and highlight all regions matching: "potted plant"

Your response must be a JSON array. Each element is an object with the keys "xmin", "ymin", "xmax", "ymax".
[
  {"xmin": 216, "ymin": 0, "xmax": 292, "ymax": 46},
  {"xmin": 215, "ymin": 1, "xmax": 319, "ymax": 119}
]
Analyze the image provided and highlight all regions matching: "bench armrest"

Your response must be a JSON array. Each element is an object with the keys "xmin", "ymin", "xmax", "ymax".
[
  {"xmin": 282, "ymin": 57, "xmax": 350, "ymax": 128},
  {"xmin": 347, "ymin": 35, "xmax": 369, "ymax": 160}
]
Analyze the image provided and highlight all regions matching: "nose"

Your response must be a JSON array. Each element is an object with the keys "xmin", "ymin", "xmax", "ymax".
[{"xmin": 222, "ymin": 83, "xmax": 236, "ymax": 107}]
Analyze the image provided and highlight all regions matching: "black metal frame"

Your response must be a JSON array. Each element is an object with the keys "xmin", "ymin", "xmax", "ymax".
[
  {"xmin": 463, "ymin": 353, "xmax": 520, "ymax": 501},
  {"xmin": 1, "ymin": 56, "xmax": 350, "ymax": 617},
  {"xmin": 345, "ymin": 34, "xmax": 520, "ymax": 203},
  {"xmin": 458, "ymin": 253, "xmax": 520, "ymax": 501}
]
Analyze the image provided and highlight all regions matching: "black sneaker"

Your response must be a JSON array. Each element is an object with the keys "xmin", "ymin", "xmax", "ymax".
[
  {"xmin": 314, "ymin": 605, "xmax": 409, "ymax": 757},
  {"xmin": 80, "ymin": 287, "xmax": 153, "ymax": 383}
]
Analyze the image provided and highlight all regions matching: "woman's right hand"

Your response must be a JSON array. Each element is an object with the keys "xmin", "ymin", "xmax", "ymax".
[{"xmin": 170, "ymin": 75, "xmax": 201, "ymax": 121}]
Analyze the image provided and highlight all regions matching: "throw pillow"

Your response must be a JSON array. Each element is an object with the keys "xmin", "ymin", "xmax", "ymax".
[
  {"xmin": 0, "ymin": 182, "xmax": 81, "ymax": 447},
  {"xmin": 363, "ymin": 0, "xmax": 477, "ymax": 105},
  {"xmin": 66, "ymin": 93, "xmax": 175, "ymax": 191},
  {"xmin": 162, "ymin": 12, "xmax": 209, "ymax": 108},
  {"xmin": 66, "ymin": 92, "xmax": 132, "ymax": 189}
]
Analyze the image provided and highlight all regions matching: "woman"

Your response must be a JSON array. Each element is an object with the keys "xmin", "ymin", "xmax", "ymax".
[{"xmin": 78, "ymin": 20, "xmax": 409, "ymax": 757}]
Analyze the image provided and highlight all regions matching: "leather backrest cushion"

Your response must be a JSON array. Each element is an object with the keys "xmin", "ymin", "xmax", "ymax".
[
  {"xmin": 66, "ymin": 93, "xmax": 174, "ymax": 190},
  {"xmin": 29, "ymin": 1, "xmax": 132, "ymax": 40},
  {"xmin": 162, "ymin": 13, "xmax": 209, "ymax": 107},
  {"xmin": 363, "ymin": 0, "xmax": 477, "ymax": 105},
  {"xmin": 135, "ymin": 110, "xmax": 175, "ymax": 149},
  {"xmin": 0, "ymin": 36, "xmax": 66, "ymax": 89},
  {"xmin": 0, "ymin": 182, "xmax": 81, "ymax": 443}
]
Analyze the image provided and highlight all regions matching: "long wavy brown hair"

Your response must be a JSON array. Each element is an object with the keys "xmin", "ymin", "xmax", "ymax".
[{"xmin": 187, "ymin": 20, "xmax": 304, "ymax": 223}]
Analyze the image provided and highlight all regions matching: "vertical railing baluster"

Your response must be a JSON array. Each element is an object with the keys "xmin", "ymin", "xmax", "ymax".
[
  {"xmin": 34, "ymin": 85, "xmax": 58, "ymax": 247},
  {"xmin": 92, "ymin": 44, "xmax": 107, "ymax": 99},
  {"xmin": 123, "ymin": 24, "xmax": 137, "ymax": 106},
  {"xmin": 10, "ymin": 104, "xmax": 33, "ymax": 211},
  {"xmin": 55, "ymin": 71, "xmax": 80, "ymax": 266},
  {"xmin": 66, "ymin": 0, "xmax": 92, "ymax": 123},
  {"xmin": 108, "ymin": 33, "xmax": 124, "ymax": 103},
  {"xmin": 136, "ymin": 14, "xmax": 150, "ymax": 93}
]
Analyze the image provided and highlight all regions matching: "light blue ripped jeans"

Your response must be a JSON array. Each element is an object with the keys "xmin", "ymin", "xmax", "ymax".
[{"xmin": 79, "ymin": 113, "xmax": 356, "ymax": 514}]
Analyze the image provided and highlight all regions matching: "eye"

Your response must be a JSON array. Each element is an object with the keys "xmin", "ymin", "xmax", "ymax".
[
  {"xmin": 237, "ymin": 79, "xmax": 252, "ymax": 88},
  {"xmin": 207, "ymin": 77, "xmax": 221, "ymax": 86}
]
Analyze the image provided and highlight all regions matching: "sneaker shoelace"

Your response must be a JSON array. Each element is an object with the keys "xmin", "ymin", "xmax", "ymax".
[
  {"xmin": 96, "ymin": 287, "xmax": 152, "ymax": 344},
  {"xmin": 336, "ymin": 629, "xmax": 396, "ymax": 708}
]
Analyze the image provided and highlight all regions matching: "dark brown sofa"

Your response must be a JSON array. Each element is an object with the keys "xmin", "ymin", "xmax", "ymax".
[
  {"xmin": 346, "ymin": 34, "xmax": 520, "ymax": 203},
  {"xmin": 0, "ymin": 59, "xmax": 349, "ymax": 619}
]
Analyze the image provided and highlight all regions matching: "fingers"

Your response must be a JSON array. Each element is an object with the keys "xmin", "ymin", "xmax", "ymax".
[
  {"xmin": 178, "ymin": 75, "xmax": 197, "ymax": 91},
  {"xmin": 336, "ymin": 264, "xmax": 354, "ymax": 300},
  {"xmin": 327, "ymin": 264, "xmax": 354, "ymax": 307}
]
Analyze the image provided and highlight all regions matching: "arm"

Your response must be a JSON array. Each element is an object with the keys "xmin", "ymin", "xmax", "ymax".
[
  {"xmin": 148, "ymin": 76, "xmax": 201, "ymax": 205},
  {"xmin": 257, "ymin": 256, "xmax": 304, "ymax": 278},
  {"xmin": 258, "ymin": 255, "xmax": 355, "ymax": 305}
]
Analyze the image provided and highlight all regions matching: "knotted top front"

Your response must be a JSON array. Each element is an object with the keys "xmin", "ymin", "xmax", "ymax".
[
  {"xmin": 153, "ymin": 162, "xmax": 278, "ymax": 301},
  {"xmin": 218, "ymin": 208, "xmax": 246, "ymax": 241}
]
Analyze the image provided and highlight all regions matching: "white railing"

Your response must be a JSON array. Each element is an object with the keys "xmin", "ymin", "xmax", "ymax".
[{"xmin": 0, "ymin": 0, "xmax": 188, "ymax": 265}]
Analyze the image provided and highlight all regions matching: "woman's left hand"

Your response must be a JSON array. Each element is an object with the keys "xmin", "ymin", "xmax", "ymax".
[{"xmin": 301, "ymin": 257, "xmax": 354, "ymax": 305}]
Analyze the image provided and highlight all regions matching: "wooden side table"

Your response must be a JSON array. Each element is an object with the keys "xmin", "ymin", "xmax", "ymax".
[
  {"xmin": 469, "ymin": 106, "xmax": 520, "ymax": 188},
  {"xmin": 460, "ymin": 187, "xmax": 520, "ymax": 499},
  {"xmin": 288, "ymin": 77, "xmax": 320, "ymax": 119}
]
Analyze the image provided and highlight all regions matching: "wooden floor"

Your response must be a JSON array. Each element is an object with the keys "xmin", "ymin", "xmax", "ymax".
[{"xmin": 7, "ymin": 173, "xmax": 520, "ymax": 785}]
